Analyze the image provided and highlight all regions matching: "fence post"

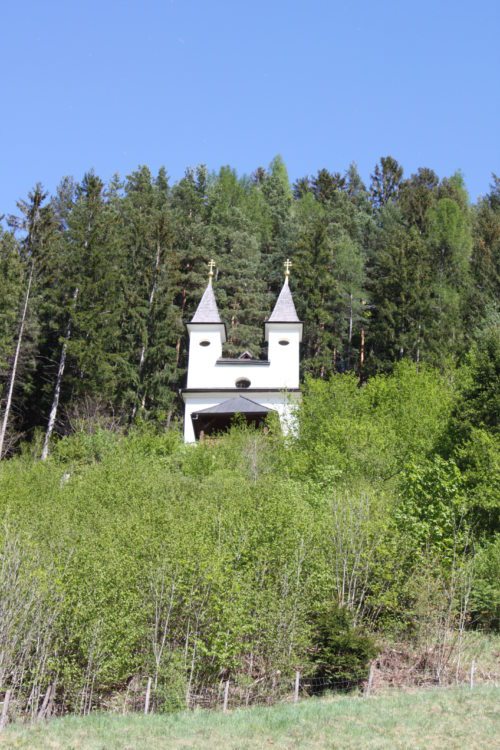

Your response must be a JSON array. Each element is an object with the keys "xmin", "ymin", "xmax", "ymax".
[
  {"xmin": 144, "ymin": 677, "xmax": 152, "ymax": 715},
  {"xmin": 470, "ymin": 659, "xmax": 476, "ymax": 689},
  {"xmin": 223, "ymin": 680, "xmax": 230, "ymax": 713},
  {"xmin": 294, "ymin": 671, "xmax": 301, "ymax": 703},
  {"xmin": 365, "ymin": 661, "xmax": 375, "ymax": 697},
  {"xmin": 0, "ymin": 690, "xmax": 11, "ymax": 731}
]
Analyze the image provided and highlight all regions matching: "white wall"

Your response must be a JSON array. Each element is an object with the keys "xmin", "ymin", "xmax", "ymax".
[
  {"xmin": 184, "ymin": 321, "xmax": 302, "ymax": 442},
  {"xmin": 187, "ymin": 323, "xmax": 301, "ymax": 391},
  {"xmin": 186, "ymin": 325, "xmax": 224, "ymax": 389},
  {"xmin": 183, "ymin": 390, "xmax": 301, "ymax": 443}
]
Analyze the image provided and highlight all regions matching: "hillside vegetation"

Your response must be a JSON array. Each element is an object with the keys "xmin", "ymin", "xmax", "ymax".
[
  {"xmin": 0, "ymin": 350, "xmax": 498, "ymax": 719},
  {"xmin": 2, "ymin": 688, "xmax": 499, "ymax": 750},
  {"xmin": 0, "ymin": 156, "xmax": 499, "ymax": 723}
]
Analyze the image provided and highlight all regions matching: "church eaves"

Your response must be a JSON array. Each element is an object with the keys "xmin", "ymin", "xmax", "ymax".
[
  {"xmin": 190, "ymin": 280, "xmax": 222, "ymax": 323},
  {"xmin": 267, "ymin": 278, "xmax": 300, "ymax": 323}
]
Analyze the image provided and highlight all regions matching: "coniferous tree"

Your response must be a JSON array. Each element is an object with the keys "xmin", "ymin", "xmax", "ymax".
[
  {"xmin": 470, "ymin": 176, "xmax": 500, "ymax": 324},
  {"xmin": 207, "ymin": 167, "xmax": 268, "ymax": 357},
  {"xmin": 426, "ymin": 185, "xmax": 473, "ymax": 359},
  {"xmin": 119, "ymin": 166, "xmax": 181, "ymax": 421},
  {"xmin": 258, "ymin": 156, "xmax": 294, "ymax": 298},
  {"xmin": 1, "ymin": 185, "xmax": 59, "ymax": 454},
  {"xmin": 370, "ymin": 156, "xmax": 403, "ymax": 209},
  {"xmin": 62, "ymin": 172, "xmax": 126, "ymax": 415},
  {"xmin": 170, "ymin": 166, "xmax": 215, "ymax": 383},
  {"xmin": 0, "ymin": 230, "xmax": 24, "ymax": 380},
  {"xmin": 366, "ymin": 205, "xmax": 431, "ymax": 371}
]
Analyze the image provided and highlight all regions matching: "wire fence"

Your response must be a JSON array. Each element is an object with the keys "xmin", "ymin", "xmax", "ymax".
[
  {"xmin": 1, "ymin": 656, "xmax": 499, "ymax": 728},
  {"xmin": 186, "ymin": 674, "xmax": 359, "ymax": 712},
  {"xmin": 183, "ymin": 664, "xmax": 499, "ymax": 714}
]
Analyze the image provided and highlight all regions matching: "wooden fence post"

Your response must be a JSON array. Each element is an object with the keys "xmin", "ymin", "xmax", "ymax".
[
  {"xmin": 294, "ymin": 671, "xmax": 301, "ymax": 703},
  {"xmin": 144, "ymin": 677, "xmax": 152, "ymax": 715},
  {"xmin": 223, "ymin": 680, "xmax": 230, "ymax": 713},
  {"xmin": 0, "ymin": 690, "xmax": 11, "ymax": 731},
  {"xmin": 470, "ymin": 659, "xmax": 476, "ymax": 689},
  {"xmin": 365, "ymin": 661, "xmax": 375, "ymax": 697}
]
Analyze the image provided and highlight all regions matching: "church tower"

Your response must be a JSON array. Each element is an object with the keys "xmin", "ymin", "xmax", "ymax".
[{"xmin": 182, "ymin": 260, "xmax": 302, "ymax": 443}]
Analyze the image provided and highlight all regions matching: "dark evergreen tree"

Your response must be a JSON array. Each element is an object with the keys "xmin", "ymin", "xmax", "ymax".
[
  {"xmin": 1, "ymin": 185, "xmax": 60, "ymax": 448},
  {"xmin": 399, "ymin": 167, "xmax": 439, "ymax": 232},
  {"xmin": 366, "ymin": 205, "xmax": 432, "ymax": 371},
  {"xmin": 61, "ymin": 172, "xmax": 127, "ymax": 416},
  {"xmin": 470, "ymin": 176, "xmax": 500, "ymax": 324},
  {"xmin": 119, "ymin": 166, "xmax": 181, "ymax": 421},
  {"xmin": 207, "ymin": 166, "xmax": 268, "ymax": 357},
  {"xmin": 370, "ymin": 156, "xmax": 403, "ymax": 209},
  {"xmin": 0, "ymin": 230, "xmax": 24, "ymax": 380},
  {"xmin": 257, "ymin": 156, "xmax": 294, "ymax": 298}
]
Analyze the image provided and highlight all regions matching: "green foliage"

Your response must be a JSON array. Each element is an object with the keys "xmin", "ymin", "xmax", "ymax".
[
  {"xmin": 0, "ymin": 351, "xmax": 498, "ymax": 715},
  {"xmin": 308, "ymin": 603, "xmax": 377, "ymax": 687},
  {"xmin": 396, "ymin": 457, "xmax": 468, "ymax": 563},
  {"xmin": 296, "ymin": 362, "xmax": 453, "ymax": 486},
  {"xmin": 471, "ymin": 536, "xmax": 500, "ymax": 629}
]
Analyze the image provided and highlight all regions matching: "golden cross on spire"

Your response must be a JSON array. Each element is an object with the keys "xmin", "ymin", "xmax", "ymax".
[
  {"xmin": 284, "ymin": 258, "xmax": 292, "ymax": 278},
  {"xmin": 208, "ymin": 258, "xmax": 216, "ymax": 279}
]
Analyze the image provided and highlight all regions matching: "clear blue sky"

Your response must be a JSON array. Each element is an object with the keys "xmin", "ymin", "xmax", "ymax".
[{"xmin": 1, "ymin": 0, "xmax": 498, "ymax": 216}]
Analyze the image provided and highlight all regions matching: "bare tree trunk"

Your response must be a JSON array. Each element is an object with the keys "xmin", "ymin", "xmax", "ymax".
[
  {"xmin": 359, "ymin": 327, "xmax": 365, "ymax": 375},
  {"xmin": 0, "ymin": 264, "xmax": 33, "ymax": 459},
  {"xmin": 131, "ymin": 241, "xmax": 162, "ymax": 421},
  {"xmin": 41, "ymin": 288, "xmax": 79, "ymax": 460},
  {"xmin": 348, "ymin": 292, "xmax": 353, "ymax": 368}
]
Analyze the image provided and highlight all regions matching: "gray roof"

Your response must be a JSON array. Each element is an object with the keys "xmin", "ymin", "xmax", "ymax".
[
  {"xmin": 267, "ymin": 278, "xmax": 300, "ymax": 322},
  {"xmin": 191, "ymin": 281, "xmax": 222, "ymax": 323},
  {"xmin": 192, "ymin": 396, "xmax": 273, "ymax": 416}
]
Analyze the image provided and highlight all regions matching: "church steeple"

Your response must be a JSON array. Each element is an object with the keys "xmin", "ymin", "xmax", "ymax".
[
  {"xmin": 190, "ymin": 259, "xmax": 223, "ymax": 324},
  {"xmin": 267, "ymin": 276, "xmax": 300, "ymax": 323},
  {"xmin": 265, "ymin": 259, "xmax": 302, "ymax": 340},
  {"xmin": 190, "ymin": 278, "xmax": 222, "ymax": 323}
]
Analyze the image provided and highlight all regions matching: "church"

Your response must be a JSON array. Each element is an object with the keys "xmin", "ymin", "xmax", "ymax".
[{"xmin": 182, "ymin": 260, "xmax": 302, "ymax": 443}]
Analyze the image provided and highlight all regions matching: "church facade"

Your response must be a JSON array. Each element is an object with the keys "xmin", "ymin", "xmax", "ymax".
[{"xmin": 182, "ymin": 261, "xmax": 302, "ymax": 443}]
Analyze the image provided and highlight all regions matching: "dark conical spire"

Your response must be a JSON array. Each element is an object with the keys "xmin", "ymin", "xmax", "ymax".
[
  {"xmin": 191, "ymin": 279, "xmax": 222, "ymax": 323},
  {"xmin": 267, "ymin": 277, "xmax": 300, "ymax": 322}
]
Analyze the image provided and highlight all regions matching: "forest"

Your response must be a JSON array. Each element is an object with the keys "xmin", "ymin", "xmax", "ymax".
[
  {"xmin": 0, "ymin": 156, "xmax": 498, "ymax": 718},
  {"xmin": 0, "ymin": 155, "xmax": 499, "ymax": 450}
]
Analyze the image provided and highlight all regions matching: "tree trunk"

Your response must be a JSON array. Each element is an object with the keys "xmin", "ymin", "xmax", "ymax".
[
  {"xmin": 131, "ymin": 241, "xmax": 162, "ymax": 421},
  {"xmin": 41, "ymin": 288, "xmax": 79, "ymax": 460},
  {"xmin": 0, "ymin": 264, "xmax": 33, "ymax": 459},
  {"xmin": 359, "ymin": 327, "xmax": 365, "ymax": 376}
]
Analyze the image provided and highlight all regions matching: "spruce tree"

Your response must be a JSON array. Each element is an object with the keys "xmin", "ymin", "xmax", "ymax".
[
  {"xmin": 119, "ymin": 166, "xmax": 181, "ymax": 421},
  {"xmin": 366, "ymin": 205, "xmax": 432, "ymax": 371},
  {"xmin": 471, "ymin": 176, "xmax": 500, "ymax": 323},
  {"xmin": 1, "ymin": 185, "xmax": 59, "ymax": 452},
  {"xmin": 370, "ymin": 156, "xmax": 403, "ymax": 209},
  {"xmin": 61, "ymin": 172, "xmax": 126, "ymax": 417},
  {"xmin": 207, "ymin": 167, "xmax": 268, "ymax": 357}
]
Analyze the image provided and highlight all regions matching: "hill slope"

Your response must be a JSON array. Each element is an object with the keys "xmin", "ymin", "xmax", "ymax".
[{"xmin": 1, "ymin": 687, "xmax": 499, "ymax": 750}]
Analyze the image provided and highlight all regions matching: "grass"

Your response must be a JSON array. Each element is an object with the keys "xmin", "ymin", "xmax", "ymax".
[{"xmin": 0, "ymin": 687, "xmax": 499, "ymax": 750}]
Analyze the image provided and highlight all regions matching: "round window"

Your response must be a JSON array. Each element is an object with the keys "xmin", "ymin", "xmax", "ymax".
[
  {"xmin": 278, "ymin": 339, "xmax": 290, "ymax": 346},
  {"xmin": 235, "ymin": 378, "xmax": 251, "ymax": 389},
  {"xmin": 199, "ymin": 340, "xmax": 211, "ymax": 347}
]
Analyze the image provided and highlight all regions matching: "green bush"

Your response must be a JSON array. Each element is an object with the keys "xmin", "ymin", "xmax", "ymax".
[{"xmin": 307, "ymin": 604, "xmax": 377, "ymax": 690}]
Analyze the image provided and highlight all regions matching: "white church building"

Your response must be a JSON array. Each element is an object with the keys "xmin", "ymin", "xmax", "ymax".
[{"xmin": 182, "ymin": 261, "xmax": 302, "ymax": 443}]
